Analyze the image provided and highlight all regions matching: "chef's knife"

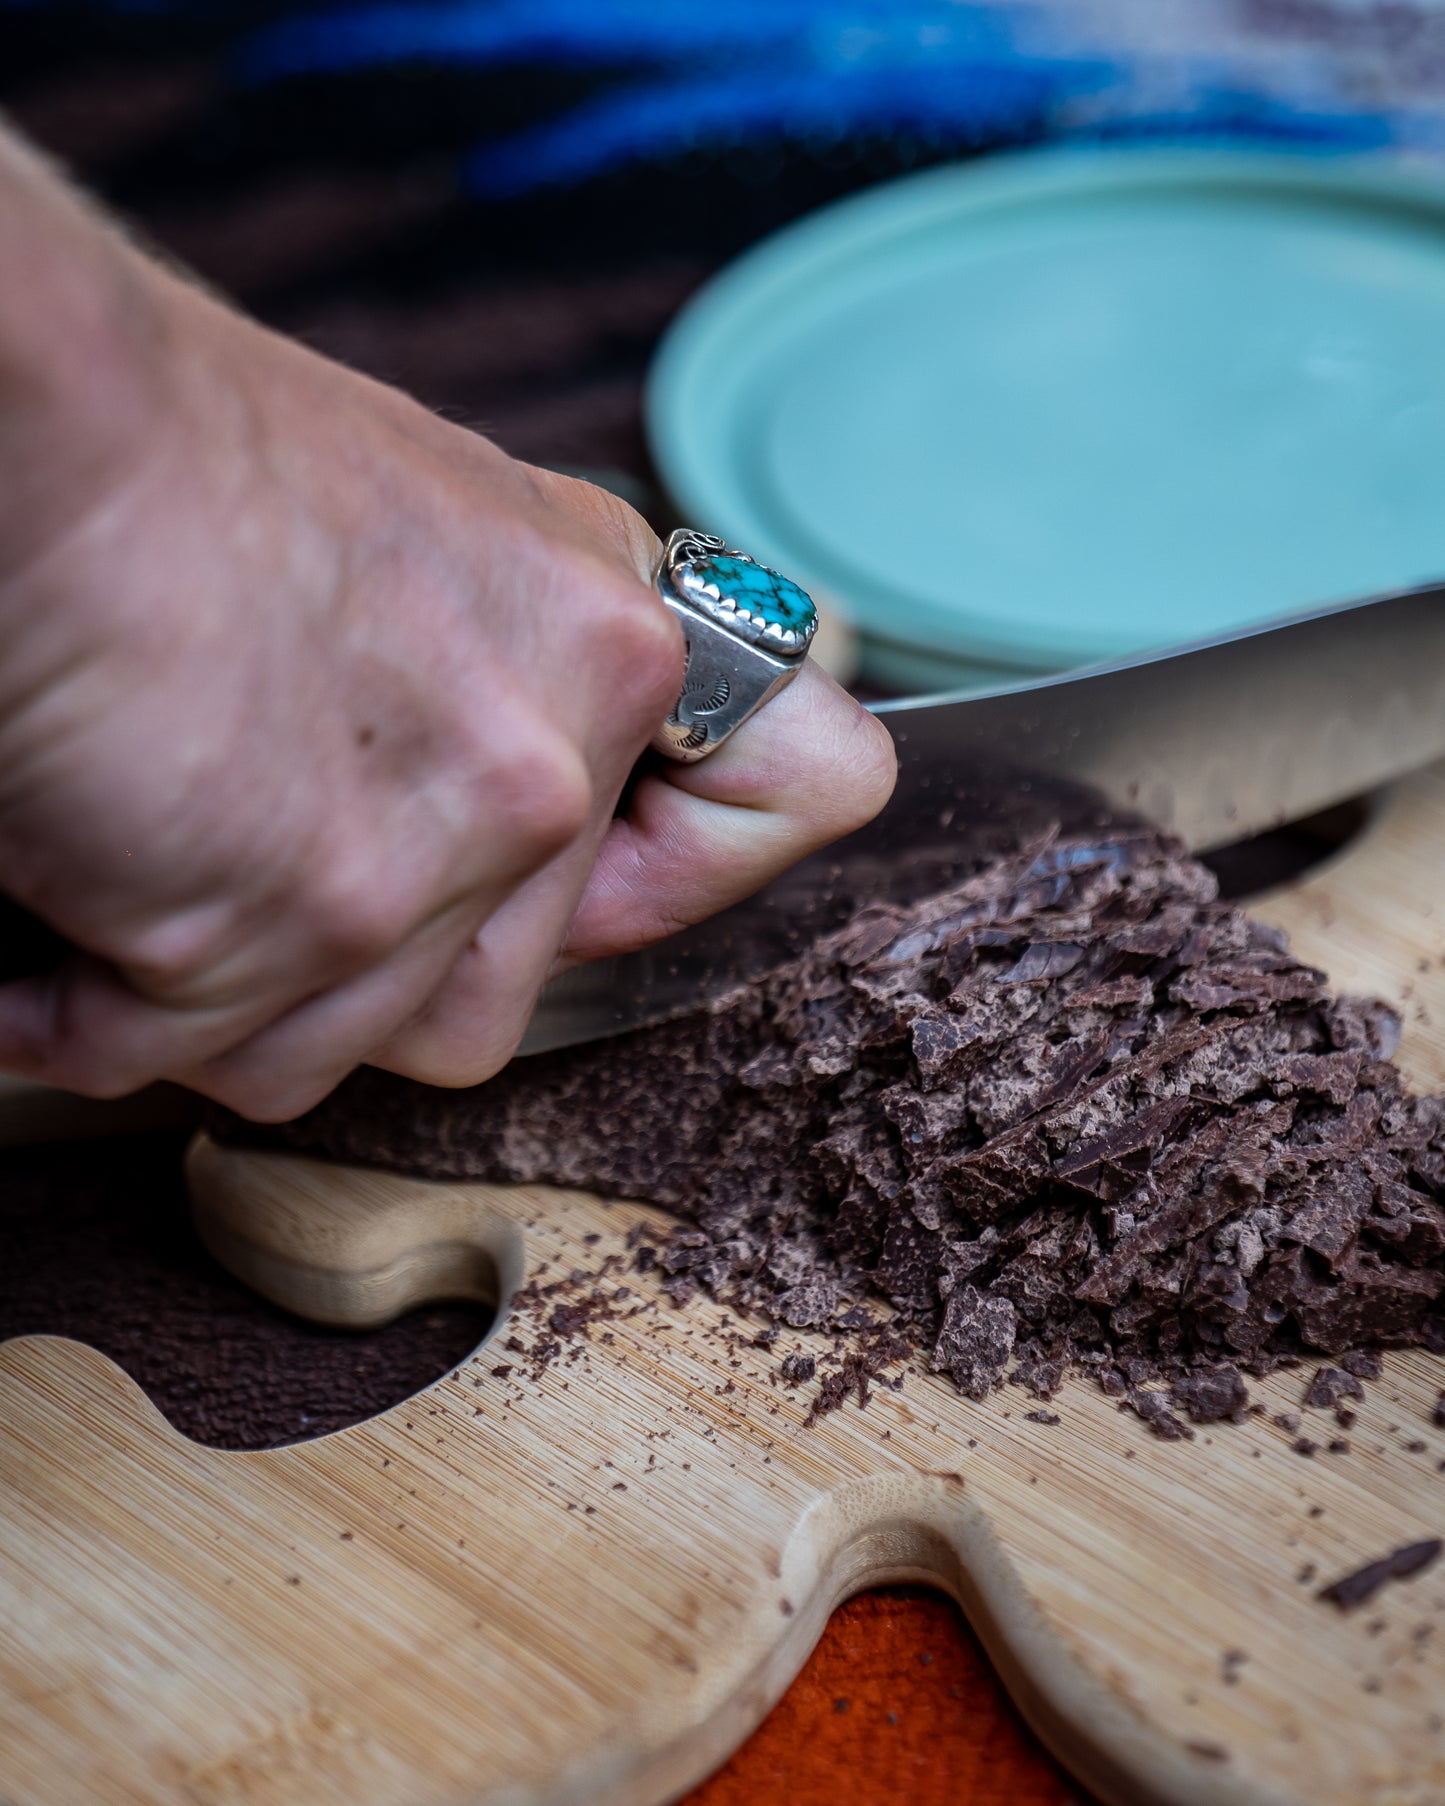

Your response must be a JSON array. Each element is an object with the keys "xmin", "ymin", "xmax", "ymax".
[{"xmin": 519, "ymin": 582, "xmax": 1445, "ymax": 1056}]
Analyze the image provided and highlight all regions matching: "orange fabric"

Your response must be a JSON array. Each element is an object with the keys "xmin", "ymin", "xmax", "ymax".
[{"xmin": 683, "ymin": 1588, "xmax": 1091, "ymax": 1806}]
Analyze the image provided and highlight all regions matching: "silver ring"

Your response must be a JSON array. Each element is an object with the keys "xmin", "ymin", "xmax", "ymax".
[{"xmin": 650, "ymin": 529, "xmax": 818, "ymax": 763}]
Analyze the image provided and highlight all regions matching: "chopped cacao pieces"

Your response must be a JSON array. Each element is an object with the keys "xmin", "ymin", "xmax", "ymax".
[
  {"xmin": 931, "ymin": 1283, "xmax": 1017, "ymax": 1400},
  {"xmin": 1304, "ymin": 1366, "xmax": 1366, "ymax": 1412},
  {"xmin": 1318, "ymin": 1540, "xmax": 1444, "ymax": 1610},
  {"xmin": 220, "ymin": 800, "xmax": 1445, "ymax": 1427},
  {"xmin": 1170, "ymin": 1365, "xmax": 1250, "ymax": 1424},
  {"xmin": 1120, "ymin": 1386, "xmax": 1193, "ymax": 1440}
]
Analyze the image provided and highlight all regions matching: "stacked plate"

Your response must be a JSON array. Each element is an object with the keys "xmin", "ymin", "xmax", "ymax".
[{"xmin": 648, "ymin": 148, "xmax": 1445, "ymax": 693}]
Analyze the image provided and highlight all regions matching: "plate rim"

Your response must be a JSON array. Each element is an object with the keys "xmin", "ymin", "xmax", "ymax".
[{"xmin": 646, "ymin": 142, "xmax": 1445, "ymax": 672}]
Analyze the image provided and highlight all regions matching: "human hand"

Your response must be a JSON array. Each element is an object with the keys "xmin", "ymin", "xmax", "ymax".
[{"xmin": 0, "ymin": 147, "xmax": 896, "ymax": 1119}]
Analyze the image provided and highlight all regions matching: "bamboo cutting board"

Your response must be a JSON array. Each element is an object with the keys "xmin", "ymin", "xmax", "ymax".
[{"xmin": 3, "ymin": 771, "xmax": 1445, "ymax": 1806}]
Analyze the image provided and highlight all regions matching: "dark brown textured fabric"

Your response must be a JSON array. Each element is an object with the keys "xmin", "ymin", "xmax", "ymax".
[{"xmin": 0, "ymin": 1132, "xmax": 491, "ymax": 1449}]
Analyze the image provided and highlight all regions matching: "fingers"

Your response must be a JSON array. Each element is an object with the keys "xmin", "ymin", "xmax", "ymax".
[
  {"xmin": 0, "ymin": 777, "xmax": 591, "ymax": 1115},
  {"xmin": 363, "ymin": 896, "xmax": 567, "ymax": 1092},
  {"xmin": 366, "ymin": 791, "xmax": 613, "ymax": 1092},
  {"xmin": 0, "ymin": 569, "xmax": 874, "ymax": 1111},
  {"xmin": 519, "ymin": 463, "xmax": 662, "ymax": 591},
  {"xmin": 351, "ymin": 643, "xmax": 888, "ymax": 1102},
  {"xmin": 0, "ymin": 910, "xmax": 458, "ymax": 1111},
  {"xmin": 0, "ymin": 556, "xmax": 674, "ymax": 1109},
  {"xmin": 174, "ymin": 891, "xmax": 489, "ymax": 1120},
  {"xmin": 193, "ymin": 808, "xmax": 617, "ymax": 1118},
  {"xmin": 0, "ymin": 274, "xmax": 694, "ymax": 1115},
  {"xmin": 0, "ymin": 718, "xmax": 595, "ymax": 1101},
  {"xmin": 560, "ymin": 659, "xmax": 897, "ymax": 965}
]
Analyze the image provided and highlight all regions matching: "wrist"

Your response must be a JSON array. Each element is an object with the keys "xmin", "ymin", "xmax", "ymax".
[{"xmin": 0, "ymin": 123, "xmax": 176, "ymax": 587}]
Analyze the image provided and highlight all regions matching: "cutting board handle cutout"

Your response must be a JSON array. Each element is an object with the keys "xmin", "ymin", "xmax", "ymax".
[{"xmin": 189, "ymin": 1134, "xmax": 521, "ymax": 1331}]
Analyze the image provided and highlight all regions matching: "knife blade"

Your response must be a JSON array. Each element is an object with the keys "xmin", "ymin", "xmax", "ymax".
[{"xmin": 518, "ymin": 582, "xmax": 1445, "ymax": 1057}]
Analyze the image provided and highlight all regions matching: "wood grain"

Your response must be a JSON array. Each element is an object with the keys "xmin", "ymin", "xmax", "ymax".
[
  {"xmin": 1252, "ymin": 764, "xmax": 1445, "ymax": 1091},
  {"xmin": 3, "ymin": 765, "xmax": 1444, "ymax": 1806}
]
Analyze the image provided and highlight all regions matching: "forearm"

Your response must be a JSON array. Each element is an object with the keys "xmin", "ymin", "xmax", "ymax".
[{"xmin": 0, "ymin": 117, "xmax": 168, "ymax": 584}]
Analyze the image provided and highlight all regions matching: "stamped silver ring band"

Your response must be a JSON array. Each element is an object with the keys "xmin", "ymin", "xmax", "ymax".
[{"xmin": 650, "ymin": 528, "xmax": 819, "ymax": 763}]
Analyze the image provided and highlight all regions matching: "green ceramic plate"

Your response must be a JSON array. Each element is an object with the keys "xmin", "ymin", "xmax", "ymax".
[{"xmin": 647, "ymin": 147, "xmax": 1445, "ymax": 690}]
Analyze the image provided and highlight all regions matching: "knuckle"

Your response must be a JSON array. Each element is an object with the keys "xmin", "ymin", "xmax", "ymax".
[
  {"xmin": 585, "ymin": 574, "xmax": 685, "ymax": 720},
  {"xmin": 382, "ymin": 1013, "xmax": 526, "ymax": 1092},
  {"xmin": 623, "ymin": 591, "xmax": 686, "ymax": 696},
  {"xmin": 304, "ymin": 871, "xmax": 414, "ymax": 972},
  {"xmin": 199, "ymin": 1070, "xmax": 331, "ymax": 1123},
  {"xmin": 526, "ymin": 463, "xmax": 663, "ymax": 581},
  {"xmin": 484, "ymin": 731, "xmax": 592, "ymax": 871},
  {"xmin": 106, "ymin": 903, "xmax": 236, "ymax": 1007},
  {"xmin": 393, "ymin": 1043, "xmax": 513, "ymax": 1091}
]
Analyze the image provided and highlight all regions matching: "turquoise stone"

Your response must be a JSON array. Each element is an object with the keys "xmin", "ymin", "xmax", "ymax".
[{"xmin": 677, "ymin": 552, "xmax": 817, "ymax": 653}]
